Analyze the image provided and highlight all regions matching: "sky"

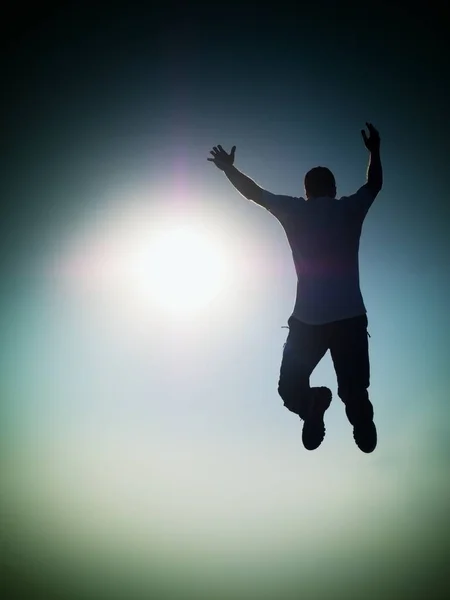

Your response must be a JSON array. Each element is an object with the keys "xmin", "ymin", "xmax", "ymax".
[{"xmin": 1, "ymin": 4, "xmax": 450, "ymax": 600}]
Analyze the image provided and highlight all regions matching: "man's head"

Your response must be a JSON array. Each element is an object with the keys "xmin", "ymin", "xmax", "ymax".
[{"xmin": 304, "ymin": 167, "xmax": 336, "ymax": 200}]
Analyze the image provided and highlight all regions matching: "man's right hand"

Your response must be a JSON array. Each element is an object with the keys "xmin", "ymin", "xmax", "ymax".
[
  {"xmin": 361, "ymin": 123, "xmax": 380, "ymax": 153},
  {"xmin": 207, "ymin": 145, "xmax": 236, "ymax": 171}
]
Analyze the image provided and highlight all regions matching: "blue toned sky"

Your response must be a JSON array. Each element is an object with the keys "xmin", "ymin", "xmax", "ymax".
[{"xmin": 1, "ymin": 4, "xmax": 450, "ymax": 600}]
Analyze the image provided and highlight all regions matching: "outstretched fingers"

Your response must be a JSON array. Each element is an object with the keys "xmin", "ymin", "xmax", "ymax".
[
  {"xmin": 208, "ymin": 146, "xmax": 223, "ymax": 164},
  {"xmin": 207, "ymin": 144, "xmax": 236, "ymax": 164},
  {"xmin": 366, "ymin": 122, "xmax": 379, "ymax": 137}
]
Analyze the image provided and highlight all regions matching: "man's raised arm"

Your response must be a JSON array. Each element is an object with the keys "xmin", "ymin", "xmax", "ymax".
[
  {"xmin": 223, "ymin": 164, "xmax": 264, "ymax": 203},
  {"xmin": 361, "ymin": 123, "xmax": 383, "ymax": 196},
  {"xmin": 207, "ymin": 145, "xmax": 263, "ymax": 205}
]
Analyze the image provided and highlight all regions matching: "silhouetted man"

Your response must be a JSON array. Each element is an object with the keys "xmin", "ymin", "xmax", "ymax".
[{"xmin": 208, "ymin": 123, "xmax": 382, "ymax": 453}]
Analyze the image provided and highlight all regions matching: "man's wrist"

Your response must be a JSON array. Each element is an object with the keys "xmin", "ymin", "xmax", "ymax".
[{"xmin": 222, "ymin": 164, "xmax": 236, "ymax": 174}]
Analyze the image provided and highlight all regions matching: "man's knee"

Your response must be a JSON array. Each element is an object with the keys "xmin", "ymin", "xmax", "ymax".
[
  {"xmin": 278, "ymin": 343, "xmax": 315, "ymax": 416},
  {"xmin": 338, "ymin": 385, "xmax": 369, "ymax": 404},
  {"xmin": 278, "ymin": 373, "xmax": 310, "ymax": 416}
]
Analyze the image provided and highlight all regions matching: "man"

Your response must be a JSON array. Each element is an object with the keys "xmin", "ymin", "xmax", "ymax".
[{"xmin": 207, "ymin": 123, "xmax": 382, "ymax": 453}]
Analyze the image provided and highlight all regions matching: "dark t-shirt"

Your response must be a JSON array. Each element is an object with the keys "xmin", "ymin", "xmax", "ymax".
[{"xmin": 261, "ymin": 185, "xmax": 377, "ymax": 324}]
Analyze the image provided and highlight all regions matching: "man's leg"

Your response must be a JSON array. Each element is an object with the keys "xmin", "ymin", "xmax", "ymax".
[
  {"xmin": 329, "ymin": 314, "xmax": 377, "ymax": 453},
  {"xmin": 278, "ymin": 317, "xmax": 331, "ymax": 449}
]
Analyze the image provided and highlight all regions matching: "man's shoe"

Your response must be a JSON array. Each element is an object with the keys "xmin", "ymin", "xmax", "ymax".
[
  {"xmin": 302, "ymin": 387, "xmax": 332, "ymax": 451},
  {"xmin": 353, "ymin": 419, "xmax": 377, "ymax": 453}
]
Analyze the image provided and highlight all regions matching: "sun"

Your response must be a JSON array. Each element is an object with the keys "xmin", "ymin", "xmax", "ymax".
[{"xmin": 136, "ymin": 227, "xmax": 228, "ymax": 314}]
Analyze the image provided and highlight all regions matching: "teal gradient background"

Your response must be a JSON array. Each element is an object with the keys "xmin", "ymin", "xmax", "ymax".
[{"xmin": 1, "ymin": 5, "xmax": 450, "ymax": 599}]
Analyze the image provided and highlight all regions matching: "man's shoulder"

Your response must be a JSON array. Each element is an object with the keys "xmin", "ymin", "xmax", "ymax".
[
  {"xmin": 261, "ymin": 190, "xmax": 305, "ymax": 203},
  {"xmin": 338, "ymin": 185, "xmax": 378, "ymax": 215},
  {"xmin": 339, "ymin": 185, "xmax": 378, "ymax": 203},
  {"xmin": 261, "ymin": 190, "xmax": 305, "ymax": 219}
]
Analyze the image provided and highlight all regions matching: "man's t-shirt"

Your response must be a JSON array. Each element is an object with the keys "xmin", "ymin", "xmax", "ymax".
[{"xmin": 261, "ymin": 186, "xmax": 377, "ymax": 325}]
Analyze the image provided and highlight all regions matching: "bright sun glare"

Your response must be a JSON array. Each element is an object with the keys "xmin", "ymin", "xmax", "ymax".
[{"xmin": 137, "ymin": 227, "xmax": 228, "ymax": 314}]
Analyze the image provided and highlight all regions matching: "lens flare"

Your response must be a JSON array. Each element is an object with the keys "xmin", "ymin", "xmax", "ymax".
[{"xmin": 134, "ymin": 227, "xmax": 228, "ymax": 314}]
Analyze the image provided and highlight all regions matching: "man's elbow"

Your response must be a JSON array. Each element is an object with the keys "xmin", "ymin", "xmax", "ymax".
[
  {"xmin": 247, "ymin": 185, "xmax": 263, "ymax": 203},
  {"xmin": 366, "ymin": 180, "xmax": 382, "ymax": 196}
]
